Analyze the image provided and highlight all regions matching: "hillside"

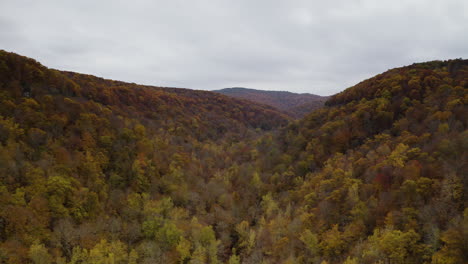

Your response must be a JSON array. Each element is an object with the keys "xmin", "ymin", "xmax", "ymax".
[
  {"xmin": 214, "ymin": 87, "xmax": 328, "ymax": 118},
  {"xmin": 269, "ymin": 59, "xmax": 468, "ymax": 263},
  {"xmin": 0, "ymin": 51, "xmax": 467, "ymax": 264},
  {"xmin": 0, "ymin": 50, "xmax": 289, "ymax": 263}
]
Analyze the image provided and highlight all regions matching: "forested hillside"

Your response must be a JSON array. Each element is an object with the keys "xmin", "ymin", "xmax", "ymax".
[
  {"xmin": 214, "ymin": 87, "xmax": 328, "ymax": 118},
  {"xmin": 0, "ymin": 50, "xmax": 466, "ymax": 264},
  {"xmin": 271, "ymin": 59, "xmax": 468, "ymax": 263},
  {"xmin": 0, "ymin": 50, "xmax": 288, "ymax": 263}
]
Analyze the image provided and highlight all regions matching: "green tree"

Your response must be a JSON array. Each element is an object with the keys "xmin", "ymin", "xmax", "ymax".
[
  {"xmin": 29, "ymin": 241, "xmax": 52, "ymax": 264},
  {"xmin": 88, "ymin": 239, "xmax": 128, "ymax": 264}
]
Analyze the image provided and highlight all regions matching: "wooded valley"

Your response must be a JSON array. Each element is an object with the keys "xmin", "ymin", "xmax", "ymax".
[{"xmin": 0, "ymin": 50, "xmax": 466, "ymax": 263}]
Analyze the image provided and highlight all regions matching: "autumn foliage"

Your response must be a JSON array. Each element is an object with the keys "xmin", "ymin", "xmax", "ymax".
[{"xmin": 0, "ymin": 50, "xmax": 466, "ymax": 263}]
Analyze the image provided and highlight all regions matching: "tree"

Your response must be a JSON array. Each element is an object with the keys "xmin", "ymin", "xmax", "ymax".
[
  {"xmin": 432, "ymin": 209, "xmax": 468, "ymax": 264},
  {"xmin": 320, "ymin": 224, "xmax": 345, "ymax": 258},
  {"xmin": 235, "ymin": 221, "xmax": 256, "ymax": 255},
  {"xmin": 88, "ymin": 239, "xmax": 129, "ymax": 264},
  {"xmin": 176, "ymin": 237, "xmax": 191, "ymax": 263},
  {"xmin": 364, "ymin": 228, "xmax": 422, "ymax": 264},
  {"xmin": 29, "ymin": 241, "xmax": 52, "ymax": 264},
  {"xmin": 299, "ymin": 229, "xmax": 319, "ymax": 256}
]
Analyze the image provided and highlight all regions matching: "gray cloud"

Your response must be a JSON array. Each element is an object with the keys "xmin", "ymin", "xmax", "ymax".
[{"xmin": 1, "ymin": 0, "xmax": 467, "ymax": 95}]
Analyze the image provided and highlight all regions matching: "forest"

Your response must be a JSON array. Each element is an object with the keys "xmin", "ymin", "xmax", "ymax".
[{"xmin": 0, "ymin": 50, "xmax": 466, "ymax": 263}]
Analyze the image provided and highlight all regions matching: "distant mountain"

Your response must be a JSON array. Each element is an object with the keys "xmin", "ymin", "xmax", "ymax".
[{"xmin": 213, "ymin": 87, "xmax": 329, "ymax": 118}]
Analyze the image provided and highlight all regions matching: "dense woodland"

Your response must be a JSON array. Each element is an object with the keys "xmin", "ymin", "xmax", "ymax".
[
  {"xmin": 214, "ymin": 88, "xmax": 328, "ymax": 118},
  {"xmin": 0, "ymin": 50, "xmax": 466, "ymax": 264}
]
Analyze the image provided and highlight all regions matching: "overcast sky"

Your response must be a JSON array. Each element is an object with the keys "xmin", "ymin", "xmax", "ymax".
[{"xmin": 1, "ymin": 0, "xmax": 467, "ymax": 95}]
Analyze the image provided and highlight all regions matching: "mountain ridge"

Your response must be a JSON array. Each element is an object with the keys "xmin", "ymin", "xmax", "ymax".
[
  {"xmin": 214, "ymin": 87, "xmax": 329, "ymax": 118},
  {"xmin": 217, "ymin": 86, "xmax": 321, "ymax": 95}
]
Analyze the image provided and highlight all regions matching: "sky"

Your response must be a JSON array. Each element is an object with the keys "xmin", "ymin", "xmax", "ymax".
[{"xmin": 1, "ymin": 0, "xmax": 467, "ymax": 96}]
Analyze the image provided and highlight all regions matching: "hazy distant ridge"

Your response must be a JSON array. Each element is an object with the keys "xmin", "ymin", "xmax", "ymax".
[{"xmin": 214, "ymin": 87, "xmax": 329, "ymax": 118}]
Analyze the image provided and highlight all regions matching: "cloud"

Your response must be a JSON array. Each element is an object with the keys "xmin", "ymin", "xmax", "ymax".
[{"xmin": 1, "ymin": 0, "xmax": 467, "ymax": 95}]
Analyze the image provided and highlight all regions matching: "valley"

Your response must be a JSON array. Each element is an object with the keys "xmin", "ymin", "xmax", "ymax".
[{"xmin": 0, "ymin": 50, "xmax": 466, "ymax": 263}]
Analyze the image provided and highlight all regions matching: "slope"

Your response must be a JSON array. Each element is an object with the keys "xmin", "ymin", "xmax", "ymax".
[
  {"xmin": 0, "ymin": 50, "xmax": 289, "ymax": 263},
  {"xmin": 254, "ymin": 59, "xmax": 468, "ymax": 263}
]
